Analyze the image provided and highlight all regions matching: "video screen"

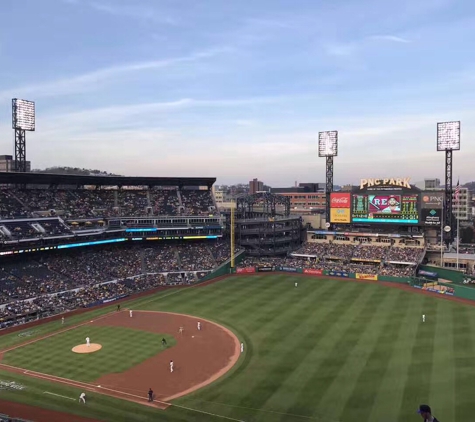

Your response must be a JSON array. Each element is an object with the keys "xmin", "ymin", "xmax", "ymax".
[{"xmin": 352, "ymin": 193, "xmax": 419, "ymax": 224}]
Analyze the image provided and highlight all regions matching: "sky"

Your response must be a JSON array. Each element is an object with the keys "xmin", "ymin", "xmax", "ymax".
[{"xmin": 1, "ymin": 0, "xmax": 475, "ymax": 186}]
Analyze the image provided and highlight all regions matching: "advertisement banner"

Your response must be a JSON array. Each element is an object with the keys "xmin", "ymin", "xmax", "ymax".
[
  {"xmin": 280, "ymin": 266, "xmax": 298, "ymax": 272},
  {"xmin": 303, "ymin": 268, "xmax": 323, "ymax": 276},
  {"xmin": 330, "ymin": 208, "xmax": 351, "ymax": 223},
  {"xmin": 236, "ymin": 267, "xmax": 256, "ymax": 274},
  {"xmin": 355, "ymin": 273, "xmax": 378, "ymax": 281},
  {"xmin": 421, "ymin": 209, "xmax": 442, "ymax": 226},
  {"xmin": 421, "ymin": 192, "xmax": 444, "ymax": 209},
  {"xmin": 330, "ymin": 193, "xmax": 351, "ymax": 208},
  {"xmin": 326, "ymin": 270, "xmax": 350, "ymax": 278},
  {"xmin": 418, "ymin": 270, "xmax": 438, "ymax": 278},
  {"xmin": 257, "ymin": 266, "xmax": 274, "ymax": 272}
]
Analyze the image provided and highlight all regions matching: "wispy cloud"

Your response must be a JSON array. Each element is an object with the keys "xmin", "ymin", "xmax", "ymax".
[
  {"xmin": 369, "ymin": 35, "xmax": 411, "ymax": 43},
  {"xmin": 0, "ymin": 47, "xmax": 230, "ymax": 101},
  {"xmin": 88, "ymin": 1, "xmax": 177, "ymax": 25}
]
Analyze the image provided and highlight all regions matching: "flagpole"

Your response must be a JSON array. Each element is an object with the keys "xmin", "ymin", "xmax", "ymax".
[{"xmin": 456, "ymin": 177, "xmax": 460, "ymax": 270}]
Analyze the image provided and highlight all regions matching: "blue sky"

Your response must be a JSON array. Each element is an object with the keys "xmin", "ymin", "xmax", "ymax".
[{"xmin": 1, "ymin": 0, "xmax": 475, "ymax": 186}]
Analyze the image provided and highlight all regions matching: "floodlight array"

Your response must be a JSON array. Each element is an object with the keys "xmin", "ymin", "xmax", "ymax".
[
  {"xmin": 318, "ymin": 130, "xmax": 338, "ymax": 157},
  {"xmin": 437, "ymin": 121, "xmax": 460, "ymax": 151},
  {"xmin": 12, "ymin": 99, "xmax": 35, "ymax": 131}
]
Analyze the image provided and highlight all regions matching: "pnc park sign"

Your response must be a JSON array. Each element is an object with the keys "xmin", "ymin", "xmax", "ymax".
[{"xmin": 359, "ymin": 178, "xmax": 411, "ymax": 190}]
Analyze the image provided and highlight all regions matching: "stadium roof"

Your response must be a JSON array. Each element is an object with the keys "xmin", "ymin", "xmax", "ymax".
[
  {"xmin": 0, "ymin": 172, "xmax": 216, "ymax": 188},
  {"xmin": 444, "ymin": 253, "xmax": 475, "ymax": 261}
]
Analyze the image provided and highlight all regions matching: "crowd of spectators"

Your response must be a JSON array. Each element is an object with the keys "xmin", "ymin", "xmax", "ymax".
[
  {"xmin": 0, "ymin": 240, "xmax": 236, "ymax": 328},
  {"xmin": 293, "ymin": 242, "xmax": 423, "ymax": 264},
  {"xmin": 180, "ymin": 190, "xmax": 215, "ymax": 216},
  {"xmin": 0, "ymin": 188, "xmax": 216, "ymax": 220}
]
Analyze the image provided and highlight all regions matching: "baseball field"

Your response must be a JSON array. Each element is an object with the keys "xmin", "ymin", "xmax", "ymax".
[{"xmin": 0, "ymin": 274, "xmax": 474, "ymax": 422}]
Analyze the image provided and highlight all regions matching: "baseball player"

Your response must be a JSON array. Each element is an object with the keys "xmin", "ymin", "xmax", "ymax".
[
  {"xmin": 86, "ymin": 337, "xmax": 90, "ymax": 347},
  {"xmin": 241, "ymin": 343, "xmax": 244, "ymax": 353},
  {"xmin": 79, "ymin": 392, "xmax": 86, "ymax": 404},
  {"xmin": 422, "ymin": 314, "xmax": 426, "ymax": 323},
  {"xmin": 295, "ymin": 282, "xmax": 298, "ymax": 288},
  {"xmin": 61, "ymin": 317, "xmax": 65, "ymax": 325},
  {"xmin": 129, "ymin": 310, "xmax": 133, "ymax": 318},
  {"xmin": 117, "ymin": 304, "xmax": 121, "ymax": 312},
  {"xmin": 179, "ymin": 326, "xmax": 184, "ymax": 335},
  {"xmin": 197, "ymin": 321, "xmax": 201, "ymax": 331},
  {"xmin": 161, "ymin": 338, "xmax": 167, "ymax": 347},
  {"xmin": 148, "ymin": 388, "xmax": 154, "ymax": 402},
  {"xmin": 170, "ymin": 360, "xmax": 174, "ymax": 373}
]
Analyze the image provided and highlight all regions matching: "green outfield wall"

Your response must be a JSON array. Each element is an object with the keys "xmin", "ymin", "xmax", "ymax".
[{"xmin": 419, "ymin": 265, "xmax": 466, "ymax": 284}]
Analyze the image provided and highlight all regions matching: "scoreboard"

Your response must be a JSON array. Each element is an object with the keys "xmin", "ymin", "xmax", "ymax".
[{"xmin": 351, "ymin": 193, "xmax": 419, "ymax": 224}]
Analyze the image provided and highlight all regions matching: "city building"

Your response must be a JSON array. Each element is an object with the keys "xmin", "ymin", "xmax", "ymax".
[
  {"xmin": 416, "ymin": 177, "xmax": 471, "ymax": 221},
  {"xmin": 271, "ymin": 183, "xmax": 326, "ymax": 211},
  {"xmin": 0, "ymin": 155, "xmax": 31, "ymax": 172},
  {"xmin": 249, "ymin": 178, "xmax": 264, "ymax": 194}
]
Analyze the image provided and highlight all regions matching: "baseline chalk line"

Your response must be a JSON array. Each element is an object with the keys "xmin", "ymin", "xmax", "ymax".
[{"xmin": 43, "ymin": 391, "xmax": 75, "ymax": 401}]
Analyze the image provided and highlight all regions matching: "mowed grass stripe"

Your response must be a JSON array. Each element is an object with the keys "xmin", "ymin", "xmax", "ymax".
[
  {"xmin": 237, "ymin": 281, "xmax": 364, "ymax": 414},
  {"xmin": 280, "ymin": 284, "xmax": 392, "ymax": 421},
  {"xmin": 339, "ymin": 289, "xmax": 411, "ymax": 422},
  {"xmin": 453, "ymin": 304, "xmax": 475, "ymax": 421},
  {"xmin": 367, "ymin": 292, "xmax": 421, "ymax": 422},
  {"xmin": 397, "ymin": 295, "xmax": 437, "ymax": 421},
  {"xmin": 429, "ymin": 301, "xmax": 455, "ymax": 421}
]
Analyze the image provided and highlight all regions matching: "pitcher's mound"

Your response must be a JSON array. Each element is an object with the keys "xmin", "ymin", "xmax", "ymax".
[{"xmin": 72, "ymin": 343, "xmax": 102, "ymax": 354}]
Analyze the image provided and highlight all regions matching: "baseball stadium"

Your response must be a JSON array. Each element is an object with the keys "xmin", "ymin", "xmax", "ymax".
[{"xmin": 0, "ymin": 160, "xmax": 474, "ymax": 422}]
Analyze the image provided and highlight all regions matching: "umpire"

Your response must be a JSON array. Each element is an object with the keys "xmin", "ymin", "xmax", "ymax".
[{"xmin": 418, "ymin": 404, "xmax": 439, "ymax": 421}]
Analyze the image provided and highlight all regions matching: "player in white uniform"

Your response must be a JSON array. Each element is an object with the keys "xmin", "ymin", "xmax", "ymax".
[
  {"xmin": 295, "ymin": 282, "xmax": 298, "ymax": 287},
  {"xmin": 129, "ymin": 310, "xmax": 133, "ymax": 318},
  {"xmin": 86, "ymin": 337, "xmax": 90, "ymax": 347},
  {"xmin": 179, "ymin": 326, "xmax": 184, "ymax": 335},
  {"xmin": 79, "ymin": 392, "xmax": 86, "ymax": 404},
  {"xmin": 241, "ymin": 343, "xmax": 244, "ymax": 353},
  {"xmin": 170, "ymin": 360, "xmax": 174, "ymax": 373},
  {"xmin": 197, "ymin": 322, "xmax": 201, "ymax": 331},
  {"xmin": 422, "ymin": 314, "xmax": 426, "ymax": 323},
  {"xmin": 62, "ymin": 317, "xmax": 65, "ymax": 325}
]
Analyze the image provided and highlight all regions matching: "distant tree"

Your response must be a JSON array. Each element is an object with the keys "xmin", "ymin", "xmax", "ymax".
[{"xmin": 31, "ymin": 166, "xmax": 122, "ymax": 176}]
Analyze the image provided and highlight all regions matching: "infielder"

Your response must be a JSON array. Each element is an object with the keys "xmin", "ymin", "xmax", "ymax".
[
  {"xmin": 197, "ymin": 321, "xmax": 201, "ymax": 331},
  {"xmin": 86, "ymin": 337, "xmax": 90, "ymax": 347},
  {"xmin": 422, "ymin": 314, "xmax": 426, "ymax": 323},
  {"xmin": 241, "ymin": 343, "xmax": 244, "ymax": 353},
  {"xmin": 179, "ymin": 326, "xmax": 184, "ymax": 335},
  {"xmin": 170, "ymin": 360, "xmax": 174, "ymax": 373},
  {"xmin": 129, "ymin": 310, "xmax": 133, "ymax": 318},
  {"xmin": 79, "ymin": 392, "xmax": 86, "ymax": 404}
]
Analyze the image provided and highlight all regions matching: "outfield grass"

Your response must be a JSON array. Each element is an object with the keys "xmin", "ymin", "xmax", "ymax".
[
  {"xmin": 2, "ymin": 326, "xmax": 175, "ymax": 382},
  {"xmin": 2, "ymin": 275, "xmax": 475, "ymax": 421}
]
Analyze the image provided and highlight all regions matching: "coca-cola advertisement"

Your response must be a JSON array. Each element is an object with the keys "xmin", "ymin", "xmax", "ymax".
[{"xmin": 330, "ymin": 193, "xmax": 351, "ymax": 208}]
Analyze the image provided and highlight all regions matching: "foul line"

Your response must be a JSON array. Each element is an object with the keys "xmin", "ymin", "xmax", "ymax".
[{"xmin": 43, "ymin": 391, "xmax": 75, "ymax": 401}]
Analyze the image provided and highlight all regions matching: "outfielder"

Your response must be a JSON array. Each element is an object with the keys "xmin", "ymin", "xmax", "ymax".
[
  {"xmin": 129, "ymin": 310, "xmax": 133, "ymax": 318},
  {"xmin": 197, "ymin": 321, "xmax": 201, "ymax": 331},
  {"xmin": 422, "ymin": 314, "xmax": 426, "ymax": 323},
  {"xmin": 86, "ymin": 337, "xmax": 90, "ymax": 347},
  {"xmin": 79, "ymin": 392, "xmax": 86, "ymax": 404},
  {"xmin": 295, "ymin": 282, "xmax": 298, "ymax": 288},
  {"xmin": 170, "ymin": 360, "xmax": 174, "ymax": 373}
]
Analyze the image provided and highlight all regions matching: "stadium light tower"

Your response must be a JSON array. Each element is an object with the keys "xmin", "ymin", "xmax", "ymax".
[
  {"xmin": 12, "ymin": 99, "xmax": 35, "ymax": 173},
  {"xmin": 437, "ymin": 121, "xmax": 460, "ymax": 244},
  {"xmin": 318, "ymin": 131, "xmax": 338, "ymax": 227}
]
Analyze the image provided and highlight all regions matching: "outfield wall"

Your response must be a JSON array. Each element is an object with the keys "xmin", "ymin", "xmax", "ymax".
[{"xmin": 419, "ymin": 265, "xmax": 466, "ymax": 284}]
